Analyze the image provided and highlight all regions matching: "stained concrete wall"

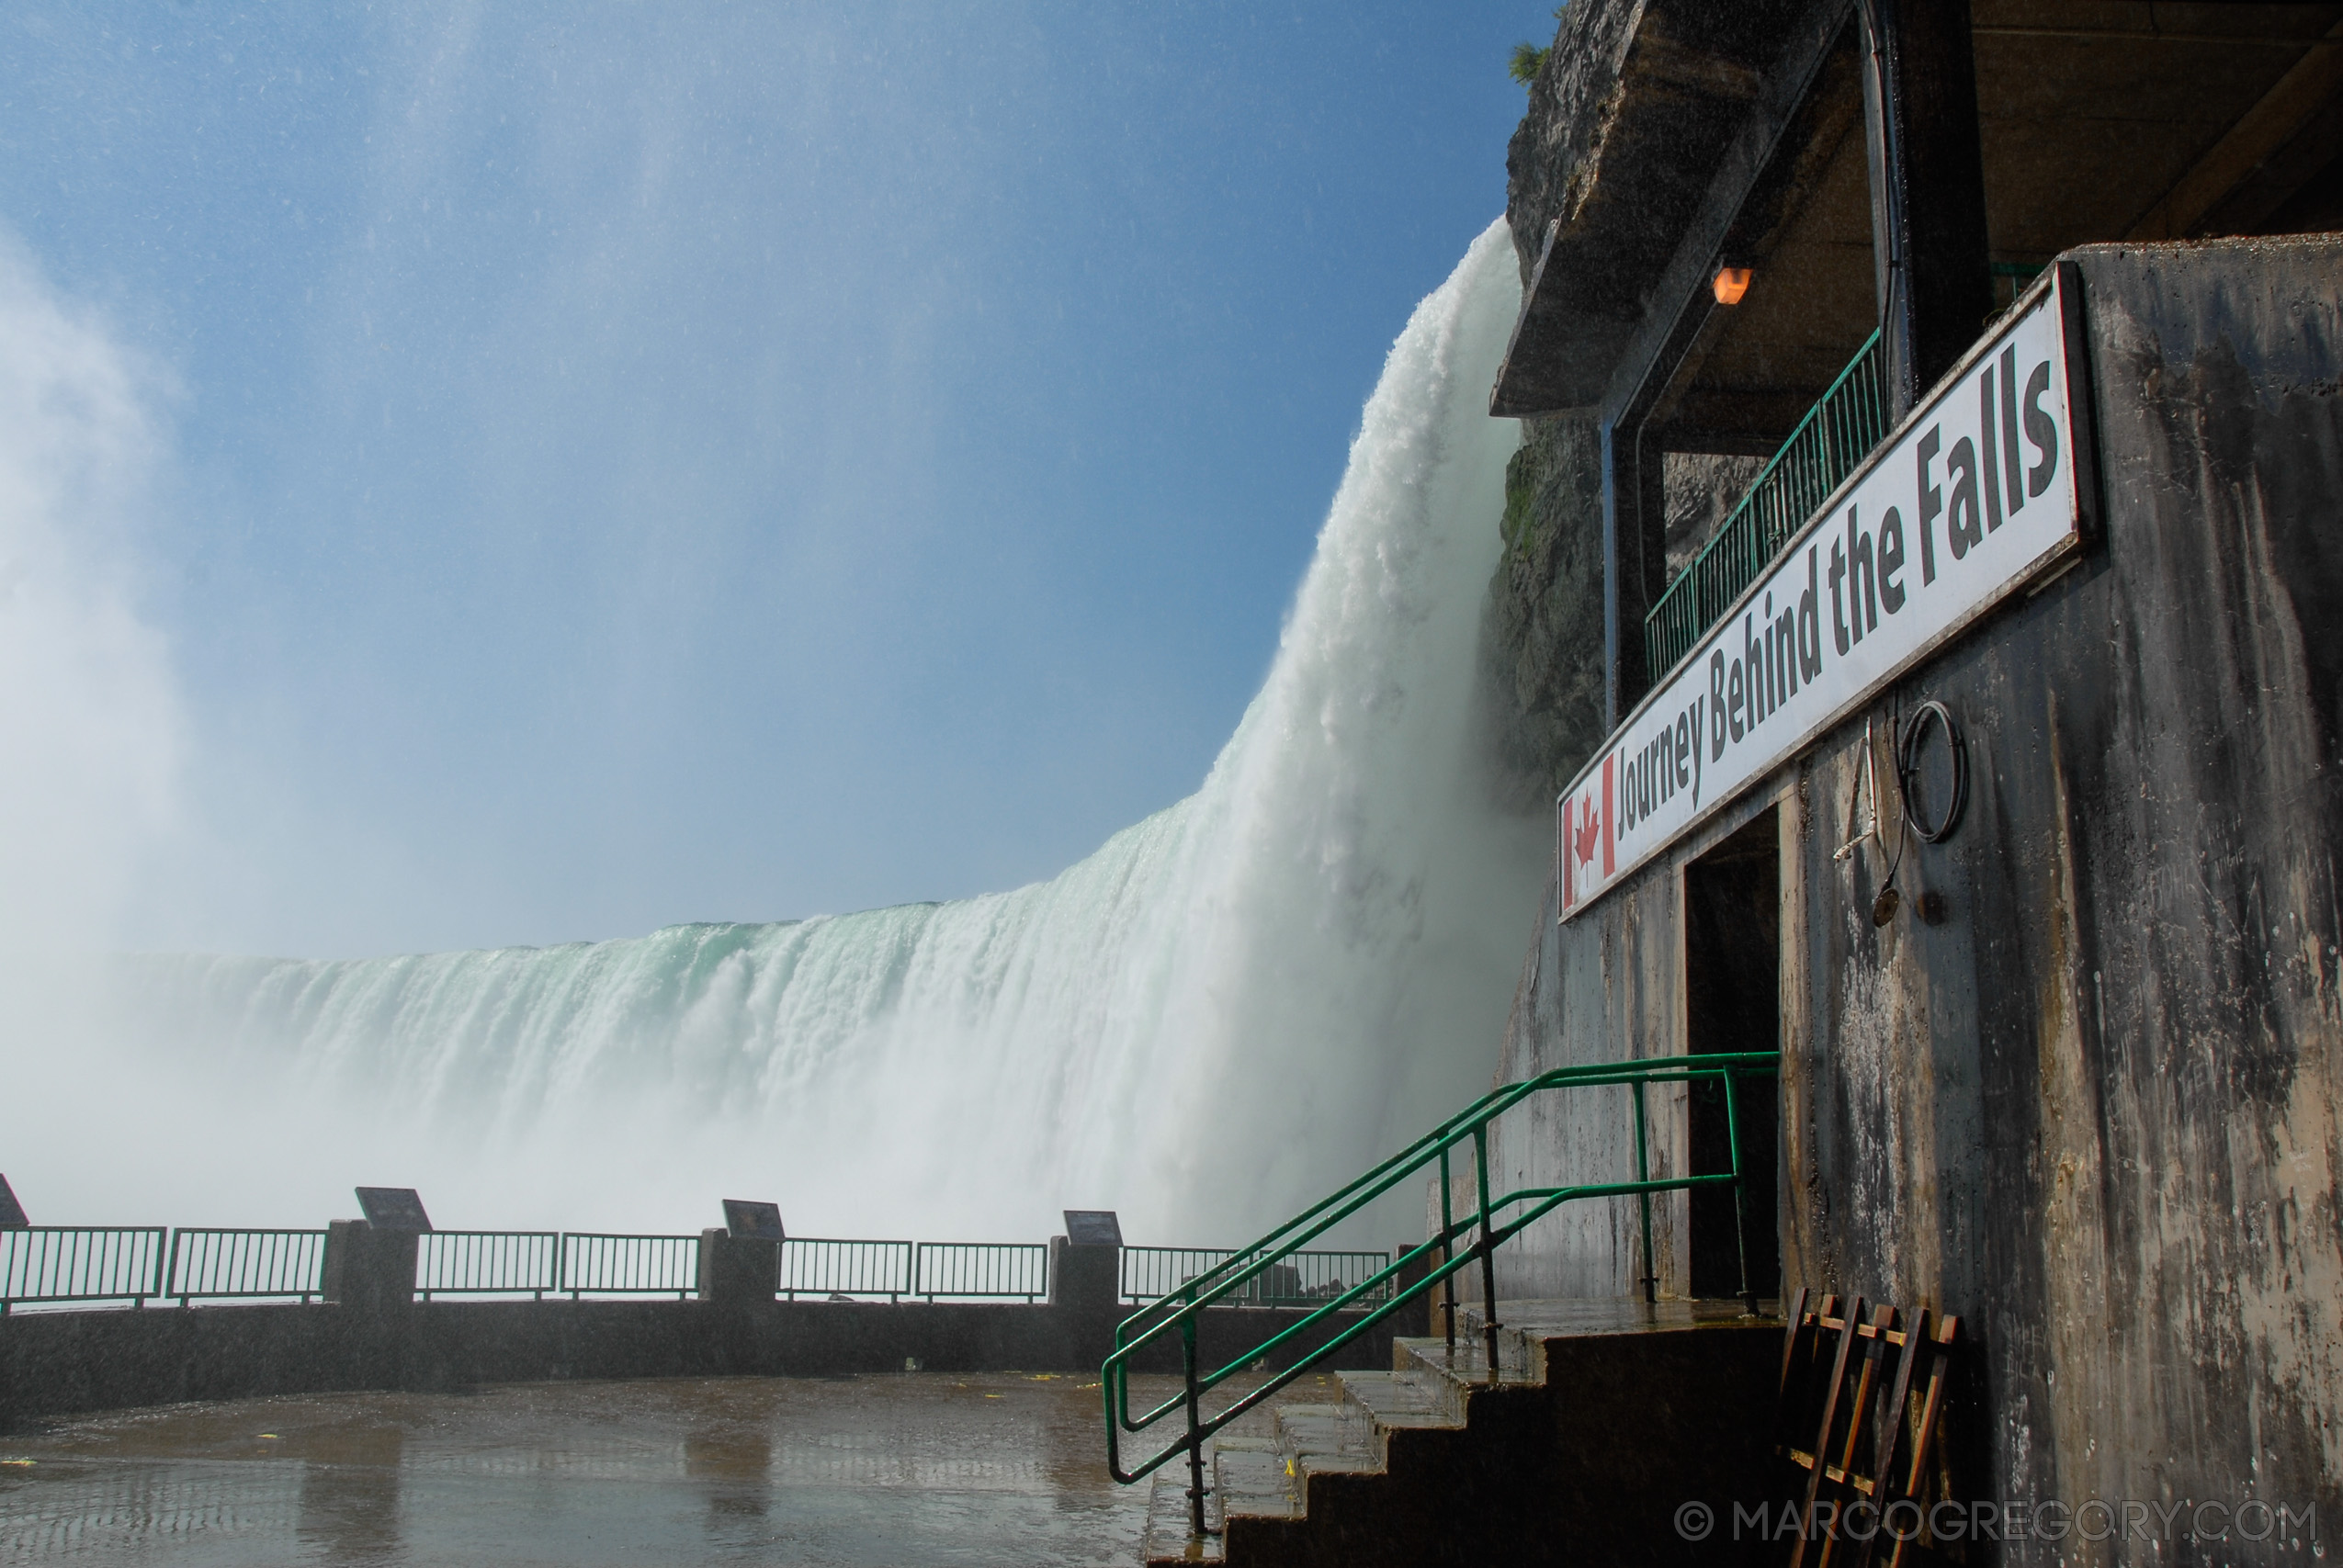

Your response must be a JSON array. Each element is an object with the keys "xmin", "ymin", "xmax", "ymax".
[{"xmin": 1490, "ymin": 235, "xmax": 2343, "ymax": 1555}]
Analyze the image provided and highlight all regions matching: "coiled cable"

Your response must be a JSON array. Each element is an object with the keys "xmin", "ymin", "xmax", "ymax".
[{"xmin": 1896, "ymin": 699, "xmax": 1967, "ymax": 844}]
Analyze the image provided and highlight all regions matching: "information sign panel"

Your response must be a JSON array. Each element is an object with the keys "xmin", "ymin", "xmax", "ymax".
[
  {"xmin": 1559, "ymin": 269, "xmax": 2094, "ymax": 920},
  {"xmin": 1063, "ymin": 1210, "xmax": 1123, "ymax": 1247},
  {"xmin": 356, "ymin": 1187, "xmax": 434, "ymax": 1232},
  {"xmin": 723, "ymin": 1200, "xmax": 786, "ymax": 1241}
]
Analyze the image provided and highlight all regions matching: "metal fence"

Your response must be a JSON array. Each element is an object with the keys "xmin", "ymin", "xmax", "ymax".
[
  {"xmin": 414, "ymin": 1230, "xmax": 561, "ymax": 1301},
  {"xmin": 165, "ymin": 1228, "xmax": 328, "ymax": 1305},
  {"xmin": 3, "ymin": 1225, "xmax": 1401, "ymax": 1314},
  {"xmin": 915, "ymin": 1242, "xmax": 1048, "ymax": 1301},
  {"xmin": 780, "ymin": 1237, "xmax": 915, "ymax": 1301},
  {"xmin": 0, "ymin": 1227, "xmax": 170, "ymax": 1313},
  {"xmin": 1121, "ymin": 1247, "xmax": 1392, "ymax": 1306},
  {"xmin": 1644, "ymin": 329, "xmax": 1888, "ymax": 680},
  {"xmin": 560, "ymin": 1233, "xmax": 699, "ymax": 1299}
]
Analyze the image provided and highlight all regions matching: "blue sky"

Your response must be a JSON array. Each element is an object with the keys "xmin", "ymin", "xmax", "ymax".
[{"xmin": 1, "ymin": 5, "xmax": 1553, "ymax": 957}]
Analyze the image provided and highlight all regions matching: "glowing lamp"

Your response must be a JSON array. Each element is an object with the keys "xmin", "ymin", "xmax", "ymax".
[{"xmin": 1713, "ymin": 266, "xmax": 1752, "ymax": 305}]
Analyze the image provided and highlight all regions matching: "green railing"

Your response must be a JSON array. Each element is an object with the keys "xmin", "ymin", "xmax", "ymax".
[
  {"xmin": 0, "ymin": 1227, "xmax": 170, "ymax": 1314},
  {"xmin": 562, "ymin": 1233, "xmax": 700, "ymax": 1299},
  {"xmin": 915, "ymin": 1241, "xmax": 1048, "ymax": 1302},
  {"xmin": 778, "ymin": 1236, "xmax": 916, "ymax": 1300},
  {"xmin": 415, "ymin": 1230, "xmax": 562, "ymax": 1301},
  {"xmin": 1122, "ymin": 1247, "xmax": 1391, "ymax": 1306},
  {"xmin": 1102, "ymin": 1051, "xmax": 1779, "ymax": 1534},
  {"xmin": 165, "ymin": 1228, "xmax": 328, "ymax": 1306},
  {"xmin": 1645, "ymin": 332, "xmax": 1886, "ymax": 679}
]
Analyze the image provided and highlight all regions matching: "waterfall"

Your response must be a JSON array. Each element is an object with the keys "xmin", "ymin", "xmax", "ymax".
[{"xmin": 91, "ymin": 220, "xmax": 1543, "ymax": 1246}]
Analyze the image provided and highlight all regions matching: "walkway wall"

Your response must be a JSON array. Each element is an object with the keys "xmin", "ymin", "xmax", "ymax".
[{"xmin": 1, "ymin": 1235, "xmax": 1419, "ymax": 1428}]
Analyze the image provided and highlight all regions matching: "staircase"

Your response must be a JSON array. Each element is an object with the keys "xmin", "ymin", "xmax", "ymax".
[{"xmin": 1143, "ymin": 1300, "xmax": 1780, "ymax": 1568}]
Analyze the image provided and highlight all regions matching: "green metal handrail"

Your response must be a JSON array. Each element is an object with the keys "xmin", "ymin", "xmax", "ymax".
[
  {"xmin": 1645, "ymin": 332, "xmax": 1886, "ymax": 680},
  {"xmin": 1102, "ymin": 1051, "xmax": 1779, "ymax": 1535}
]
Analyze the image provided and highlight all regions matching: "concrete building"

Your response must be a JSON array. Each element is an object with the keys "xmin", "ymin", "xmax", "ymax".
[{"xmin": 1476, "ymin": 0, "xmax": 2343, "ymax": 1555}]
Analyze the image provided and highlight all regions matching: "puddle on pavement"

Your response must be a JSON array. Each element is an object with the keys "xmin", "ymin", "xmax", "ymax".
[{"xmin": 0, "ymin": 1371, "xmax": 1333, "ymax": 1565}]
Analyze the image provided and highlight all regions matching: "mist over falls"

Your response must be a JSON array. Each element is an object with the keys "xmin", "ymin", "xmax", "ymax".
[{"xmin": 83, "ymin": 223, "xmax": 1545, "ymax": 1247}]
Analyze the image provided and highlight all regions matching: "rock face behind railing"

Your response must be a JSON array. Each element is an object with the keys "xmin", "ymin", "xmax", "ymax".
[{"xmin": 0, "ymin": 1225, "xmax": 1423, "ymax": 1430}]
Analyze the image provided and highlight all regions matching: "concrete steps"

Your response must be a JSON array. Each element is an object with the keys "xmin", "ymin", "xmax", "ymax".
[{"xmin": 1142, "ymin": 1298, "xmax": 1781, "ymax": 1568}]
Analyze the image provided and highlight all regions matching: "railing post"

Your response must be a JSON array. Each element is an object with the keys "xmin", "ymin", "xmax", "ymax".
[
  {"xmin": 1473, "ymin": 1125, "xmax": 1500, "ymax": 1382},
  {"xmin": 1438, "ymin": 1147, "xmax": 1456, "ymax": 1354},
  {"xmin": 1183, "ymin": 1286, "xmax": 1209, "ymax": 1539},
  {"xmin": 1632, "ymin": 1079, "xmax": 1658, "ymax": 1304},
  {"xmin": 1723, "ymin": 1066, "xmax": 1758, "ymax": 1316}
]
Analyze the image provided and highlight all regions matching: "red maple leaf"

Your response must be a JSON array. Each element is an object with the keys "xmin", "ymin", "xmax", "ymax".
[{"xmin": 1573, "ymin": 799, "xmax": 1601, "ymax": 867}]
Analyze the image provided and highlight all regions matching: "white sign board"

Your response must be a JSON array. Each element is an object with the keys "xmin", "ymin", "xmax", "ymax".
[{"xmin": 1558, "ymin": 268, "xmax": 2093, "ymax": 920}]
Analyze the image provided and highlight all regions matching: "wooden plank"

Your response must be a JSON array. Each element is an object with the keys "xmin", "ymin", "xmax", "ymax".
[
  {"xmin": 1816, "ymin": 1303, "xmax": 1896, "ymax": 1568},
  {"xmin": 1789, "ymin": 1295, "xmax": 1864, "ymax": 1568},
  {"xmin": 1884, "ymin": 1314, "xmax": 1960, "ymax": 1568},
  {"xmin": 1851, "ymin": 1305, "xmax": 1930, "ymax": 1568}
]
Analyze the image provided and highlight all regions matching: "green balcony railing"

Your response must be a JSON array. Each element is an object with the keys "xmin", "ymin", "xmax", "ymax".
[
  {"xmin": 1645, "ymin": 331, "xmax": 1887, "ymax": 680},
  {"xmin": 1103, "ymin": 1051, "xmax": 1779, "ymax": 1536}
]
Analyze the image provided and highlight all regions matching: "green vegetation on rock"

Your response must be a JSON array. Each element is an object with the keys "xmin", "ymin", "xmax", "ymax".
[{"xmin": 1509, "ymin": 7, "xmax": 1567, "ymax": 86}]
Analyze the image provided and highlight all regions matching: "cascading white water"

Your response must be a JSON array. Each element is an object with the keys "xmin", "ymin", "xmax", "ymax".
[{"xmin": 92, "ymin": 220, "xmax": 1545, "ymax": 1246}]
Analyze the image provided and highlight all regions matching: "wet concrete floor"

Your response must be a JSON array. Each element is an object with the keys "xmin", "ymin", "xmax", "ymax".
[{"xmin": 0, "ymin": 1371, "xmax": 1327, "ymax": 1565}]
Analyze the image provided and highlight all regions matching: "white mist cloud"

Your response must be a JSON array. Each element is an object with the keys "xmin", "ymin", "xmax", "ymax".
[
  {"xmin": 97, "ymin": 225, "xmax": 1539, "ymax": 1247},
  {"xmin": 0, "ymin": 234, "xmax": 183, "ymax": 953}
]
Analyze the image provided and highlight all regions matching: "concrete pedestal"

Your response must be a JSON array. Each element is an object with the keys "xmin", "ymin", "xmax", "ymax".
[
  {"xmin": 321, "ymin": 1220, "xmax": 418, "ymax": 1314},
  {"xmin": 1049, "ymin": 1235, "xmax": 1121, "ymax": 1367},
  {"xmin": 697, "ymin": 1229, "xmax": 780, "ymax": 1305}
]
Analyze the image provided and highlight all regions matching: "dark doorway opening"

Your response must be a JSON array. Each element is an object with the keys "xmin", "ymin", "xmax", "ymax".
[{"xmin": 1685, "ymin": 807, "xmax": 1783, "ymax": 1303}]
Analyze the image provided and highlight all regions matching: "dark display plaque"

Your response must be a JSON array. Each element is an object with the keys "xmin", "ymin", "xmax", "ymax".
[
  {"xmin": 1063, "ymin": 1209, "xmax": 1123, "ymax": 1247},
  {"xmin": 355, "ymin": 1187, "xmax": 434, "ymax": 1232},
  {"xmin": 723, "ymin": 1200, "xmax": 786, "ymax": 1241}
]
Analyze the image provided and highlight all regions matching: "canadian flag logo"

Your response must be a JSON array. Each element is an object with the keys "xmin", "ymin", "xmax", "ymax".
[{"xmin": 1559, "ymin": 754, "xmax": 1614, "ymax": 913}]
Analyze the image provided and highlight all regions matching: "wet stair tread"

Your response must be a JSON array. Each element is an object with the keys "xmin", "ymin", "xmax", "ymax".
[
  {"xmin": 1213, "ymin": 1436, "xmax": 1304, "ymax": 1519},
  {"xmin": 1393, "ymin": 1337, "xmax": 1541, "ymax": 1390},
  {"xmin": 1272, "ymin": 1403, "xmax": 1379, "ymax": 1472},
  {"xmin": 1336, "ymin": 1370, "xmax": 1457, "ymax": 1429},
  {"xmin": 1144, "ymin": 1471, "xmax": 1226, "ymax": 1565}
]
